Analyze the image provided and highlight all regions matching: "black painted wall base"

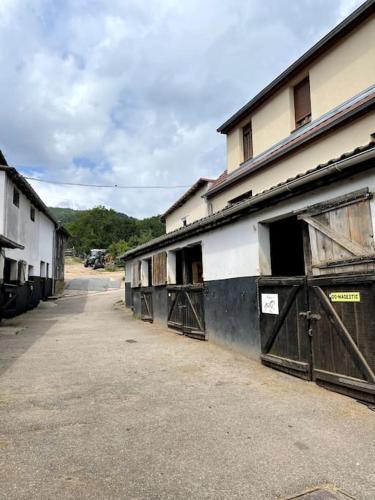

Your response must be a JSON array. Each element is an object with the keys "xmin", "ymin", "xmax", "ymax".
[
  {"xmin": 203, "ymin": 276, "xmax": 260, "ymax": 356},
  {"xmin": 125, "ymin": 282, "xmax": 133, "ymax": 309},
  {"xmin": 126, "ymin": 276, "xmax": 261, "ymax": 357},
  {"xmin": 0, "ymin": 276, "xmax": 55, "ymax": 319},
  {"xmin": 132, "ymin": 286, "xmax": 169, "ymax": 324}
]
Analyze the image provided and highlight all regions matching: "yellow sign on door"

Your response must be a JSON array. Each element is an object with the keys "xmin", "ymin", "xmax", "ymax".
[{"xmin": 329, "ymin": 292, "xmax": 360, "ymax": 302}]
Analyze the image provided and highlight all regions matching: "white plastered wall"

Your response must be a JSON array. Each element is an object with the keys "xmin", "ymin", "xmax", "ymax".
[
  {"xmin": 165, "ymin": 184, "xmax": 211, "ymax": 233},
  {"xmin": 126, "ymin": 170, "xmax": 375, "ymax": 282},
  {"xmin": 2, "ymin": 175, "xmax": 55, "ymax": 278}
]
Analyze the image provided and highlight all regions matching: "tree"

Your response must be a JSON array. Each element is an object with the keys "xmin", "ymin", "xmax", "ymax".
[{"xmin": 64, "ymin": 206, "xmax": 165, "ymax": 255}]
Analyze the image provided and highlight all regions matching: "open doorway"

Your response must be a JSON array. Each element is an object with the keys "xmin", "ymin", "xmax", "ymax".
[
  {"xmin": 269, "ymin": 216, "xmax": 305, "ymax": 276},
  {"xmin": 175, "ymin": 244, "xmax": 203, "ymax": 285}
]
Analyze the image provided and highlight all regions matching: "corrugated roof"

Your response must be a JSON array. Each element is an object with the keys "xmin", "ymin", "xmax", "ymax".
[
  {"xmin": 122, "ymin": 141, "xmax": 375, "ymax": 260},
  {"xmin": 217, "ymin": 0, "xmax": 375, "ymax": 134},
  {"xmin": 207, "ymin": 85, "xmax": 375, "ymax": 197}
]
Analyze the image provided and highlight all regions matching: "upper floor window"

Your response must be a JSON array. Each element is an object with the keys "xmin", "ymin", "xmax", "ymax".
[
  {"xmin": 294, "ymin": 77, "xmax": 311, "ymax": 128},
  {"xmin": 181, "ymin": 217, "xmax": 187, "ymax": 227},
  {"xmin": 242, "ymin": 122, "xmax": 253, "ymax": 162},
  {"xmin": 30, "ymin": 206, "xmax": 35, "ymax": 221},
  {"xmin": 13, "ymin": 188, "xmax": 20, "ymax": 207},
  {"xmin": 228, "ymin": 189, "xmax": 253, "ymax": 206}
]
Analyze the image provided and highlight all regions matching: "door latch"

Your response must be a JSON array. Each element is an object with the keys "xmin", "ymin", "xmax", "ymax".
[{"xmin": 299, "ymin": 310, "xmax": 321, "ymax": 321}]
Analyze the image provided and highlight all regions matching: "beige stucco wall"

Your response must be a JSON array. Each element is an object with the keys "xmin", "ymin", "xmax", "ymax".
[
  {"xmin": 225, "ymin": 13, "xmax": 375, "ymax": 173},
  {"xmin": 165, "ymin": 184, "xmax": 211, "ymax": 233},
  {"xmin": 212, "ymin": 110, "xmax": 375, "ymax": 213},
  {"xmin": 310, "ymin": 16, "xmax": 375, "ymax": 119}
]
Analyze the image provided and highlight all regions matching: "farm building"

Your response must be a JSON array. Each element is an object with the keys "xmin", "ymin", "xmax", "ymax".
[
  {"xmin": 0, "ymin": 154, "xmax": 68, "ymax": 318},
  {"xmin": 123, "ymin": 0, "xmax": 375, "ymax": 403}
]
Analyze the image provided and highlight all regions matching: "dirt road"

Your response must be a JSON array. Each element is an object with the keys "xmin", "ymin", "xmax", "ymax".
[{"xmin": 0, "ymin": 277, "xmax": 374, "ymax": 499}]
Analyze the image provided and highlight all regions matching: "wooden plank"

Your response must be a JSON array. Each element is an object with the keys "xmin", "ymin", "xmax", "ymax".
[
  {"xmin": 260, "ymin": 354, "xmax": 309, "ymax": 373},
  {"xmin": 300, "ymin": 215, "xmax": 373, "ymax": 257},
  {"xmin": 348, "ymin": 200, "xmax": 375, "ymax": 250},
  {"xmin": 152, "ymin": 251, "xmax": 167, "ymax": 286},
  {"xmin": 314, "ymin": 369, "xmax": 375, "ymax": 395},
  {"xmin": 312, "ymin": 286, "xmax": 375, "ymax": 383},
  {"xmin": 184, "ymin": 290, "xmax": 204, "ymax": 332},
  {"xmin": 298, "ymin": 188, "xmax": 371, "ymax": 218}
]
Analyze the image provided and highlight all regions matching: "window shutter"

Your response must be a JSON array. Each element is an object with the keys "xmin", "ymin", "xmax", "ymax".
[
  {"xmin": 298, "ymin": 194, "xmax": 375, "ymax": 275},
  {"xmin": 152, "ymin": 251, "xmax": 167, "ymax": 286},
  {"xmin": 131, "ymin": 261, "xmax": 141, "ymax": 287},
  {"xmin": 242, "ymin": 123, "xmax": 253, "ymax": 162},
  {"xmin": 294, "ymin": 77, "xmax": 311, "ymax": 127}
]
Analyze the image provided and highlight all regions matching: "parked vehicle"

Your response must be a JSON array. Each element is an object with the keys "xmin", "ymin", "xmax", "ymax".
[{"xmin": 84, "ymin": 249, "xmax": 106, "ymax": 268}]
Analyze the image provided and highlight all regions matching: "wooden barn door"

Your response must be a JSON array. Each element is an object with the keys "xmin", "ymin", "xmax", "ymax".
[
  {"xmin": 259, "ymin": 189, "xmax": 375, "ymax": 402},
  {"xmin": 308, "ymin": 275, "xmax": 375, "ymax": 403},
  {"xmin": 259, "ymin": 277, "xmax": 312, "ymax": 380},
  {"xmin": 140, "ymin": 291, "xmax": 153, "ymax": 323},
  {"xmin": 167, "ymin": 285, "xmax": 205, "ymax": 340}
]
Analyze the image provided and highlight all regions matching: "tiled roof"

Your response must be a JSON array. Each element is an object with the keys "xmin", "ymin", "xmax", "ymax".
[
  {"xmin": 122, "ymin": 140, "xmax": 375, "ymax": 260},
  {"xmin": 207, "ymin": 85, "xmax": 375, "ymax": 197}
]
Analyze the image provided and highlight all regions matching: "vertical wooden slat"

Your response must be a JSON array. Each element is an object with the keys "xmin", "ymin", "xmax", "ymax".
[{"xmin": 152, "ymin": 251, "xmax": 167, "ymax": 286}]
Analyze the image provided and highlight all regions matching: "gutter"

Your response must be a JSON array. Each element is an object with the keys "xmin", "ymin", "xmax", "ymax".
[{"xmin": 122, "ymin": 145, "xmax": 375, "ymax": 260}]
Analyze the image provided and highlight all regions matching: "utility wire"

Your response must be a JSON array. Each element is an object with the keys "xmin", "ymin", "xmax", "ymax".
[{"xmin": 23, "ymin": 175, "xmax": 190, "ymax": 189}]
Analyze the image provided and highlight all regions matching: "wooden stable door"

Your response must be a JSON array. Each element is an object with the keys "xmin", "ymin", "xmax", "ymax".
[
  {"xmin": 140, "ymin": 291, "xmax": 153, "ymax": 322},
  {"xmin": 259, "ymin": 277, "xmax": 312, "ymax": 380},
  {"xmin": 308, "ymin": 275, "xmax": 375, "ymax": 403},
  {"xmin": 259, "ymin": 276, "xmax": 375, "ymax": 403},
  {"xmin": 259, "ymin": 189, "xmax": 375, "ymax": 403},
  {"xmin": 167, "ymin": 285, "xmax": 205, "ymax": 340}
]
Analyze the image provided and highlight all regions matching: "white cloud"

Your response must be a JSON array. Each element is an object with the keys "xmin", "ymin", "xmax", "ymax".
[{"xmin": 0, "ymin": 0, "xmax": 363, "ymax": 217}]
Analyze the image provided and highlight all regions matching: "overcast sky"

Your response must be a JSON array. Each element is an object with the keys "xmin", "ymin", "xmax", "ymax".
[{"xmin": 0, "ymin": 0, "xmax": 364, "ymax": 218}]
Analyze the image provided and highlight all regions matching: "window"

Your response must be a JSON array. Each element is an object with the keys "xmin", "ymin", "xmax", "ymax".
[
  {"xmin": 228, "ymin": 189, "xmax": 253, "ymax": 206},
  {"xmin": 294, "ymin": 77, "xmax": 311, "ymax": 128},
  {"xmin": 30, "ymin": 206, "xmax": 35, "ymax": 221},
  {"xmin": 13, "ymin": 188, "xmax": 20, "ymax": 207},
  {"xmin": 181, "ymin": 217, "xmax": 187, "ymax": 227},
  {"xmin": 242, "ymin": 122, "xmax": 253, "ymax": 162},
  {"xmin": 175, "ymin": 245, "xmax": 203, "ymax": 285}
]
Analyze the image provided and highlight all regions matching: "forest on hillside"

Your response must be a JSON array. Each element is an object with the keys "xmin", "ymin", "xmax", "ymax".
[{"xmin": 49, "ymin": 206, "xmax": 165, "ymax": 256}]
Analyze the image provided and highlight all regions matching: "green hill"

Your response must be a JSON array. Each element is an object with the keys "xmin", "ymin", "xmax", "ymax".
[
  {"xmin": 49, "ymin": 206, "xmax": 165, "ymax": 255},
  {"xmin": 49, "ymin": 207, "xmax": 83, "ymax": 224}
]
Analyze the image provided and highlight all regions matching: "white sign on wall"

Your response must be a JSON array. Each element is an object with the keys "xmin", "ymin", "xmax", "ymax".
[{"xmin": 261, "ymin": 293, "xmax": 279, "ymax": 315}]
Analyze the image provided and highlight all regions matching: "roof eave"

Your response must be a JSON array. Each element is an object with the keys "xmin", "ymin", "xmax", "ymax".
[{"xmin": 121, "ymin": 143, "xmax": 375, "ymax": 261}]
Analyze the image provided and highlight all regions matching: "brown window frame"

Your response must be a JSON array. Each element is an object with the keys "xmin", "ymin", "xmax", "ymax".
[
  {"xmin": 242, "ymin": 122, "xmax": 253, "ymax": 162},
  {"xmin": 293, "ymin": 76, "xmax": 311, "ymax": 129}
]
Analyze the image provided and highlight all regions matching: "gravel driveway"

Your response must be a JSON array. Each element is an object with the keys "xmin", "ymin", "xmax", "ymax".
[{"xmin": 0, "ymin": 287, "xmax": 374, "ymax": 499}]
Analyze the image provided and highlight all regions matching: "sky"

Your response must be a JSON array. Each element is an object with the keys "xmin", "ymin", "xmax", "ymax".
[{"xmin": 0, "ymin": 0, "xmax": 364, "ymax": 218}]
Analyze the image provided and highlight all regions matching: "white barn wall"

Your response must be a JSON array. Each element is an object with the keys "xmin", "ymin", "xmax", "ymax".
[
  {"xmin": 0, "ymin": 171, "xmax": 5, "ymax": 234},
  {"xmin": 127, "ymin": 170, "xmax": 375, "ymax": 284}
]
